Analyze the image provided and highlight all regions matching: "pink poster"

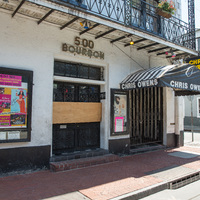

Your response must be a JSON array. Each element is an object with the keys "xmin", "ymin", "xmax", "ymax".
[
  {"xmin": 0, "ymin": 94, "xmax": 11, "ymax": 102},
  {"xmin": 0, "ymin": 74, "xmax": 22, "ymax": 87},
  {"xmin": 115, "ymin": 117, "xmax": 124, "ymax": 132},
  {"xmin": 0, "ymin": 94, "xmax": 11, "ymax": 114}
]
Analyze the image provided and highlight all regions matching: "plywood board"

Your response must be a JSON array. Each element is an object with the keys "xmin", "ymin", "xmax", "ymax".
[{"xmin": 53, "ymin": 102, "xmax": 102, "ymax": 124}]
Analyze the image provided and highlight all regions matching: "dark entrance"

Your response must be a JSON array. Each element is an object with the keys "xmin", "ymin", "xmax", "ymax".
[
  {"xmin": 53, "ymin": 122, "xmax": 100, "ymax": 154},
  {"xmin": 52, "ymin": 82, "xmax": 101, "ymax": 155},
  {"xmin": 130, "ymin": 87, "xmax": 163, "ymax": 145},
  {"xmin": 53, "ymin": 61, "xmax": 102, "ymax": 155}
]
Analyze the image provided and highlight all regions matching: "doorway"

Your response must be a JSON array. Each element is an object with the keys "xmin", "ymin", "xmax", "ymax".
[
  {"xmin": 130, "ymin": 87, "xmax": 163, "ymax": 145},
  {"xmin": 52, "ymin": 82, "xmax": 101, "ymax": 154},
  {"xmin": 52, "ymin": 61, "xmax": 103, "ymax": 155}
]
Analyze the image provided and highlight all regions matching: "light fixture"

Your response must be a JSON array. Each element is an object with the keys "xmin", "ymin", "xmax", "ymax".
[
  {"xmin": 172, "ymin": 53, "xmax": 176, "ymax": 58},
  {"xmin": 130, "ymin": 38, "xmax": 134, "ymax": 45},
  {"xmin": 84, "ymin": 21, "xmax": 89, "ymax": 29},
  {"xmin": 165, "ymin": 48, "xmax": 176, "ymax": 58},
  {"xmin": 80, "ymin": 20, "xmax": 91, "ymax": 29},
  {"xmin": 80, "ymin": 21, "xmax": 84, "ymax": 27},
  {"xmin": 170, "ymin": 48, "xmax": 176, "ymax": 58}
]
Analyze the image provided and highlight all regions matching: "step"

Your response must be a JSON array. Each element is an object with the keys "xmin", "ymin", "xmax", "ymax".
[
  {"xmin": 50, "ymin": 154, "xmax": 120, "ymax": 172},
  {"xmin": 50, "ymin": 148, "xmax": 109, "ymax": 162},
  {"xmin": 130, "ymin": 144, "xmax": 166, "ymax": 155}
]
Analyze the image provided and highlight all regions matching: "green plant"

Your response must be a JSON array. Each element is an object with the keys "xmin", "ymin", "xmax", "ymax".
[{"xmin": 158, "ymin": 0, "xmax": 176, "ymax": 14}]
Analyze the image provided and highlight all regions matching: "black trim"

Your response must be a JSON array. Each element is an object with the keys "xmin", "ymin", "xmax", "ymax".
[
  {"xmin": 137, "ymin": 42, "xmax": 159, "ymax": 51},
  {"xmin": 38, "ymin": 9, "xmax": 54, "ymax": 25},
  {"xmin": 95, "ymin": 28, "xmax": 116, "ymax": 39},
  {"xmin": 110, "ymin": 34, "xmax": 132, "ymax": 44},
  {"xmin": 148, "ymin": 46, "xmax": 170, "ymax": 53},
  {"xmin": 12, "ymin": 0, "xmax": 25, "ymax": 18},
  {"xmin": 109, "ymin": 138, "xmax": 130, "ymax": 154},
  {"xmin": 60, "ymin": 16, "xmax": 80, "ymax": 30},
  {"xmin": 0, "ymin": 145, "xmax": 50, "ymax": 174}
]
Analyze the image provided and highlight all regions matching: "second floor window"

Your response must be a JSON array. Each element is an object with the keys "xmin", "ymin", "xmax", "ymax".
[{"xmin": 54, "ymin": 61, "xmax": 102, "ymax": 81}]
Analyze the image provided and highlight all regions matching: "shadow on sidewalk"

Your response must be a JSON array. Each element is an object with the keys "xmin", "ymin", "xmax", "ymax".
[{"xmin": 0, "ymin": 147, "xmax": 200, "ymax": 200}]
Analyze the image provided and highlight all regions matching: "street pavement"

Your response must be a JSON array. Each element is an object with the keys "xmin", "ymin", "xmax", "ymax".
[{"xmin": 1, "ymin": 145, "xmax": 200, "ymax": 200}]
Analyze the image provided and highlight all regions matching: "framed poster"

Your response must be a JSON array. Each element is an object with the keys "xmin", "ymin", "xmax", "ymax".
[
  {"xmin": 0, "ymin": 67, "xmax": 33, "ymax": 143},
  {"xmin": 111, "ymin": 89, "xmax": 129, "ymax": 135}
]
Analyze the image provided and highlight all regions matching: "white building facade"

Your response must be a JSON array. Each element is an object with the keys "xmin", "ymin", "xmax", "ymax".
[{"xmin": 0, "ymin": 0, "xmax": 198, "ymax": 173}]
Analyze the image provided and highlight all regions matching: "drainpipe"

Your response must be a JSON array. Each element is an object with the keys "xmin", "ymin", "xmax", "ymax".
[{"xmin": 190, "ymin": 96, "xmax": 194, "ymax": 142}]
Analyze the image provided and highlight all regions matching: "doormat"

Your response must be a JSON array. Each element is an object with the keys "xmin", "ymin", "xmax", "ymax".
[
  {"xmin": 168, "ymin": 151, "xmax": 200, "ymax": 159},
  {"xmin": 145, "ymin": 165, "xmax": 196, "ymax": 181}
]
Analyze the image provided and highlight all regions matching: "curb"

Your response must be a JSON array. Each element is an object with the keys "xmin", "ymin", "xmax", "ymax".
[
  {"xmin": 110, "ymin": 182, "xmax": 169, "ymax": 200},
  {"xmin": 110, "ymin": 170, "xmax": 200, "ymax": 200}
]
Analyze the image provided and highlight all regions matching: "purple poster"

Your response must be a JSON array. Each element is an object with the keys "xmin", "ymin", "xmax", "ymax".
[{"xmin": 0, "ymin": 74, "xmax": 22, "ymax": 87}]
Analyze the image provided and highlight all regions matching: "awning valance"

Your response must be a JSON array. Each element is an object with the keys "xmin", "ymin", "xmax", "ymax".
[{"xmin": 120, "ymin": 64, "xmax": 200, "ymax": 96}]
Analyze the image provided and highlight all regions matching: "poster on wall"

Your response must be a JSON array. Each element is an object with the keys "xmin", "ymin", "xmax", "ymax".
[
  {"xmin": 111, "ymin": 89, "xmax": 129, "ymax": 135},
  {"xmin": 0, "ymin": 68, "xmax": 33, "ymax": 143},
  {"xmin": 115, "ymin": 117, "xmax": 124, "ymax": 132},
  {"xmin": 0, "ymin": 75, "xmax": 27, "ymax": 128}
]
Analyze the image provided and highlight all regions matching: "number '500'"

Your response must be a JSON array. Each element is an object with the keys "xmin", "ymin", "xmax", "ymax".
[{"xmin": 74, "ymin": 37, "xmax": 94, "ymax": 49}]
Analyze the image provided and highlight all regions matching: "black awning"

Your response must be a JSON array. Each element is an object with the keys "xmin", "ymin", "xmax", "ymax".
[{"xmin": 120, "ymin": 64, "xmax": 200, "ymax": 96}]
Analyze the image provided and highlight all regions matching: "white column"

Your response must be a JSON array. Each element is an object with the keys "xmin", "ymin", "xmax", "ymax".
[{"xmin": 175, "ymin": 96, "xmax": 184, "ymax": 135}]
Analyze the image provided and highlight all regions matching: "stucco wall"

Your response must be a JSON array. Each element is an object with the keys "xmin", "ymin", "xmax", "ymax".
[
  {"xmin": 0, "ymin": 10, "xmax": 170, "ymax": 151},
  {"xmin": 184, "ymin": 95, "xmax": 200, "ymax": 129},
  {"xmin": 184, "ymin": 95, "xmax": 200, "ymax": 117}
]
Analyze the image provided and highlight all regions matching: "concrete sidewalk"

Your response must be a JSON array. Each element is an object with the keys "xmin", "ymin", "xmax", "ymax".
[{"xmin": 0, "ymin": 146, "xmax": 200, "ymax": 200}]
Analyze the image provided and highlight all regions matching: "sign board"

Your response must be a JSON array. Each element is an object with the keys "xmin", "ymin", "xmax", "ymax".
[
  {"xmin": 62, "ymin": 36, "xmax": 104, "ymax": 60},
  {"xmin": 186, "ymin": 56, "xmax": 200, "ymax": 70}
]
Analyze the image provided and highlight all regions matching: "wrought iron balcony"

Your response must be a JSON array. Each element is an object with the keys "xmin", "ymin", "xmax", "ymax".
[
  {"xmin": 0, "ymin": 0, "xmax": 196, "ymax": 54},
  {"xmin": 68, "ymin": 0, "xmax": 195, "ymax": 50},
  {"xmin": 60, "ymin": 0, "xmax": 87, "ymax": 8}
]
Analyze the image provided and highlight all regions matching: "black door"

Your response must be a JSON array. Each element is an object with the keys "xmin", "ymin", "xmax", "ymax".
[{"xmin": 53, "ymin": 122, "xmax": 100, "ymax": 154}]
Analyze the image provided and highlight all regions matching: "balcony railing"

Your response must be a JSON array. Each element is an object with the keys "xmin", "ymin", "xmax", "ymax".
[{"xmin": 66, "ymin": 0, "xmax": 195, "ymax": 50}]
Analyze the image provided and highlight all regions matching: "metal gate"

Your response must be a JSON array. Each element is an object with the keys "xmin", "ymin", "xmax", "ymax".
[{"xmin": 130, "ymin": 87, "xmax": 163, "ymax": 145}]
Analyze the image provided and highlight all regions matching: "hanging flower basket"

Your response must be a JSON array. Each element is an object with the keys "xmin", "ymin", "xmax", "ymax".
[{"xmin": 156, "ymin": 7, "xmax": 172, "ymax": 18}]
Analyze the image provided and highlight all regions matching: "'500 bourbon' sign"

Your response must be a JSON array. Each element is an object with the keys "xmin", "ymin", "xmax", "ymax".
[{"xmin": 62, "ymin": 37, "xmax": 104, "ymax": 60}]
